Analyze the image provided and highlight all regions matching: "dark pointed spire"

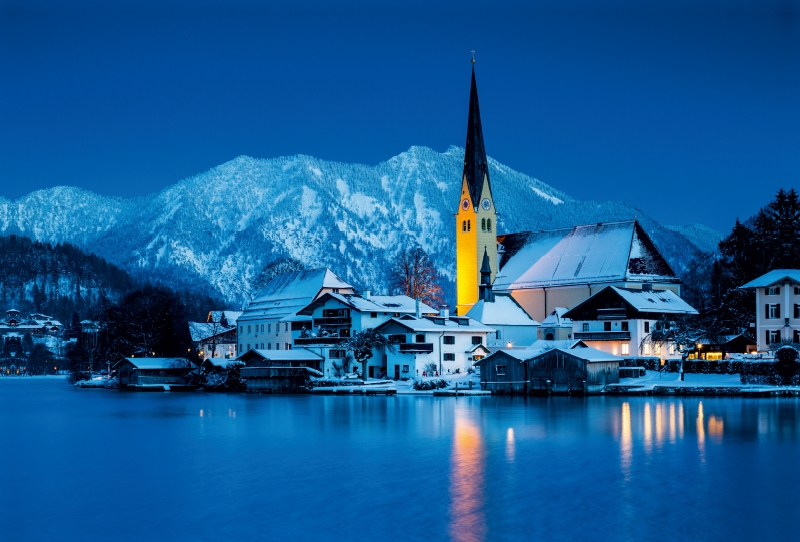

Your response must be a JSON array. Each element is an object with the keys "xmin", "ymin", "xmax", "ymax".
[
  {"xmin": 479, "ymin": 248, "xmax": 495, "ymax": 302},
  {"xmin": 463, "ymin": 66, "xmax": 490, "ymax": 208}
]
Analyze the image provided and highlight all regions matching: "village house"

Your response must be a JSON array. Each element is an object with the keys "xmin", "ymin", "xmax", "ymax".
[
  {"xmin": 115, "ymin": 358, "xmax": 196, "ymax": 390},
  {"xmin": 740, "ymin": 270, "xmax": 800, "ymax": 352},
  {"xmin": 294, "ymin": 291, "xmax": 436, "ymax": 377},
  {"xmin": 0, "ymin": 309, "xmax": 62, "ymax": 337},
  {"xmin": 563, "ymin": 285, "xmax": 698, "ymax": 360},
  {"xmin": 373, "ymin": 307, "xmax": 493, "ymax": 379},
  {"xmin": 237, "ymin": 268, "xmax": 354, "ymax": 355},
  {"xmin": 188, "ymin": 310, "xmax": 241, "ymax": 361}
]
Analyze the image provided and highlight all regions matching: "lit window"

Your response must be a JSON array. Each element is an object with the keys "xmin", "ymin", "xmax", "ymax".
[
  {"xmin": 621, "ymin": 344, "xmax": 629, "ymax": 356},
  {"xmin": 643, "ymin": 343, "xmax": 651, "ymax": 355}
]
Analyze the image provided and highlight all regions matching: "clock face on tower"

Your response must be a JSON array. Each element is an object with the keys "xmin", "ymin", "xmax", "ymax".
[
  {"xmin": 481, "ymin": 198, "xmax": 491, "ymax": 211},
  {"xmin": 461, "ymin": 199, "xmax": 470, "ymax": 211}
]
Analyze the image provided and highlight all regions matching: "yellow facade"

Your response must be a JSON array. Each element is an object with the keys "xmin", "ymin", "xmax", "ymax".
[{"xmin": 456, "ymin": 175, "xmax": 498, "ymax": 315}]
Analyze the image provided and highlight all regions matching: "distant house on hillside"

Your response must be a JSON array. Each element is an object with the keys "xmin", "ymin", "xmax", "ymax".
[
  {"xmin": 0, "ymin": 309, "xmax": 62, "ymax": 337},
  {"xmin": 740, "ymin": 269, "xmax": 800, "ymax": 352}
]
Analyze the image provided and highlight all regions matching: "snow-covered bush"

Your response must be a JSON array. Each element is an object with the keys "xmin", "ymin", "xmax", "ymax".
[{"xmin": 413, "ymin": 378, "xmax": 449, "ymax": 391}]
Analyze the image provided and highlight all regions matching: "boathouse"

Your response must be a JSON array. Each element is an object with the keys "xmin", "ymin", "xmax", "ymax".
[
  {"xmin": 240, "ymin": 366, "xmax": 322, "ymax": 393},
  {"xmin": 528, "ymin": 347, "xmax": 619, "ymax": 394},
  {"xmin": 473, "ymin": 350, "xmax": 529, "ymax": 394},
  {"xmin": 115, "ymin": 358, "xmax": 196, "ymax": 390}
]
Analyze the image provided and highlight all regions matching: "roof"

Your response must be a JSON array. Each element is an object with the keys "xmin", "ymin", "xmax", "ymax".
[
  {"xmin": 494, "ymin": 220, "xmax": 679, "ymax": 291},
  {"xmin": 202, "ymin": 358, "xmax": 244, "ymax": 369},
  {"xmin": 563, "ymin": 286, "xmax": 698, "ymax": 319},
  {"xmin": 188, "ymin": 322, "xmax": 235, "ymax": 342},
  {"xmin": 117, "ymin": 358, "xmax": 194, "ymax": 370},
  {"xmin": 477, "ymin": 340, "xmax": 587, "ymax": 364},
  {"xmin": 462, "ymin": 66, "xmax": 491, "ymax": 208},
  {"xmin": 237, "ymin": 349, "xmax": 324, "ymax": 362},
  {"xmin": 240, "ymin": 268, "xmax": 353, "ymax": 322},
  {"xmin": 375, "ymin": 315, "xmax": 494, "ymax": 334},
  {"xmin": 207, "ymin": 311, "xmax": 243, "ymax": 325},
  {"xmin": 740, "ymin": 269, "xmax": 800, "ymax": 289},
  {"xmin": 530, "ymin": 346, "xmax": 620, "ymax": 363},
  {"xmin": 298, "ymin": 292, "xmax": 437, "ymax": 316},
  {"xmin": 540, "ymin": 307, "xmax": 572, "ymax": 327},
  {"xmin": 466, "ymin": 293, "xmax": 539, "ymax": 326}
]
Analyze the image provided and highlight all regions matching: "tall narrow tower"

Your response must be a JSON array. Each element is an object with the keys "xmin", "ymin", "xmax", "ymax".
[{"xmin": 456, "ymin": 64, "xmax": 498, "ymax": 316}]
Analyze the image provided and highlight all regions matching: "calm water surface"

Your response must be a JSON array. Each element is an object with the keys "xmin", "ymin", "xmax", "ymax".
[{"xmin": 2, "ymin": 377, "xmax": 800, "ymax": 541}]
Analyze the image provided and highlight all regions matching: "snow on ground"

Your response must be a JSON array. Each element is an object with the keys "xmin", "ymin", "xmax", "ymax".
[{"xmin": 619, "ymin": 371, "xmax": 749, "ymax": 389}]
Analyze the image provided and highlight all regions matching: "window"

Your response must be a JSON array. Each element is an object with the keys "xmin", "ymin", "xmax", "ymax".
[
  {"xmin": 643, "ymin": 343, "xmax": 651, "ymax": 355},
  {"xmin": 443, "ymin": 353, "xmax": 456, "ymax": 361},
  {"xmin": 669, "ymin": 344, "xmax": 675, "ymax": 354},
  {"xmin": 276, "ymin": 343, "xmax": 280, "ymax": 350},
  {"xmin": 260, "ymin": 343, "xmax": 263, "ymax": 349},
  {"xmin": 795, "ymin": 331, "xmax": 800, "ymax": 343},
  {"xmin": 248, "ymin": 325, "xmax": 251, "ymax": 333},
  {"xmin": 604, "ymin": 322, "xmax": 611, "ymax": 332},
  {"xmin": 654, "ymin": 343, "xmax": 661, "ymax": 355},
  {"xmin": 621, "ymin": 321, "xmax": 629, "ymax": 332},
  {"xmin": 239, "ymin": 343, "xmax": 243, "ymax": 352},
  {"xmin": 621, "ymin": 344, "xmax": 629, "ymax": 356},
  {"xmin": 370, "ymin": 312, "xmax": 377, "ymax": 318},
  {"xmin": 795, "ymin": 287, "xmax": 800, "ymax": 295},
  {"xmin": 644, "ymin": 321, "xmax": 650, "ymax": 333},
  {"xmin": 472, "ymin": 336, "xmax": 482, "ymax": 345},
  {"xmin": 239, "ymin": 326, "xmax": 243, "ymax": 333},
  {"xmin": 462, "ymin": 220, "xmax": 466, "ymax": 233},
  {"xmin": 487, "ymin": 219, "xmax": 492, "ymax": 232},
  {"xmin": 285, "ymin": 343, "xmax": 291, "ymax": 350},
  {"xmin": 766, "ymin": 286, "xmax": 781, "ymax": 295},
  {"xmin": 467, "ymin": 220, "xmax": 471, "ymax": 232},
  {"xmin": 247, "ymin": 344, "xmax": 250, "ymax": 351},
  {"xmin": 329, "ymin": 350, "xmax": 346, "ymax": 359},
  {"xmin": 388, "ymin": 334, "xmax": 405, "ymax": 344},
  {"xmin": 323, "ymin": 308, "xmax": 350, "ymax": 318},
  {"xmin": 496, "ymin": 364, "xmax": 506, "ymax": 376},
  {"xmin": 767, "ymin": 304, "xmax": 780, "ymax": 319},
  {"xmin": 481, "ymin": 218, "xmax": 486, "ymax": 232},
  {"xmin": 267, "ymin": 343, "xmax": 272, "ymax": 350},
  {"xmin": 267, "ymin": 324, "xmax": 271, "ymax": 332},
  {"xmin": 415, "ymin": 334, "xmax": 426, "ymax": 343},
  {"xmin": 285, "ymin": 323, "xmax": 289, "ymax": 332},
  {"xmin": 795, "ymin": 305, "xmax": 799, "ymax": 319},
  {"xmin": 767, "ymin": 330, "xmax": 781, "ymax": 344},
  {"xmin": 402, "ymin": 365, "xmax": 410, "ymax": 372},
  {"xmin": 582, "ymin": 323, "xmax": 589, "ymax": 332},
  {"xmin": 443, "ymin": 336, "xmax": 455, "ymax": 345}
]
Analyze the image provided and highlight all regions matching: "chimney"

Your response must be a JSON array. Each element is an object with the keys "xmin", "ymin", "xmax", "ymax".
[
  {"xmin": 415, "ymin": 297, "xmax": 421, "ymax": 319},
  {"xmin": 439, "ymin": 305, "xmax": 449, "ymax": 319},
  {"xmin": 364, "ymin": 290, "xmax": 371, "ymax": 301}
]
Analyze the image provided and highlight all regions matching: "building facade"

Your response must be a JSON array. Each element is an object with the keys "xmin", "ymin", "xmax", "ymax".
[{"xmin": 740, "ymin": 270, "xmax": 800, "ymax": 352}]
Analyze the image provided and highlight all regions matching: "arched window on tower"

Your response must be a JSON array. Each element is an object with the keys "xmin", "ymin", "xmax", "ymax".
[
  {"xmin": 481, "ymin": 218, "xmax": 486, "ymax": 232},
  {"xmin": 487, "ymin": 218, "xmax": 492, "ymax": 232},
  {"xmin": 462, "ymin": 220, "xmax": 466, "ymax": 233},
  {"xmin": 467, "ymin": 220, "xmax": 471, "ymax": 232}
]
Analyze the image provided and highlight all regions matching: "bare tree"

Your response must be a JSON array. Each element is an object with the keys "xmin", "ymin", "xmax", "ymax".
[
  {"xmin": 390, "ymin": 247, "xmax": 442, "ymax": 307},
  {"xmin": 342, "ymin": 329, "xmax": 395, "ymax": 380},
  {"xmin": 645, "ymin": 315, "xmax": 716, "ymax": 381}
]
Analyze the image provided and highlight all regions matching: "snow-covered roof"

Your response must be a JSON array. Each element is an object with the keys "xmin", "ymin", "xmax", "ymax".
[
  {"xmin": 540, "ymin": 307, "xmax": 572, "ymax": 327},
  {"xmin": 494, "ymin": 220, "xmax": 679, "ymax": 291},
  {"xmin": 740, "ymin": 269, "xmax": 800, "ymax": 289},
  {"xmin": 466, "ymin": 293, "xmax": 539, "ymax": 326},
  {"xmin": 611, "ymin": 286, "xmax": 697, "ymax": 314},
  {"xmin": 298, "ymin": 292, "xmax": 437, "ymax": 316},
  {"xmin": 238, "ymin": 349, "xmax": 324, "ymax": 362},
  {"xmin": 188, "ymin": 322, "xmax": 235, "ymax": 342},
  {"xmin": 240, "ymin": 268, "xmax": 354, "ymax": 322},
  {"xmin": 203, "ymin": 358, "xmax": 244, "ymax": 369},
  {"xmin": 524, "ymin": 339, "xmax": 587, "ymax": 354},
  {"xmin": 375, "ymin": 315, "xmax": 494, "ymax": 333},
  {"xmin": 118, "ymin": 358, "xmax": 194, "ymax": 370},
  {"xmin": 207, "ymin": 310, "xmax": 243, "ymax": 325},
  {"xmin": 531, "ymin": 347, "xmax": 620, "ymax": 363}
]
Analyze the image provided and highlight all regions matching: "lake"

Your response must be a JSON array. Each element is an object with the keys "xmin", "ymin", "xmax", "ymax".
[{"xmin": 2, "ymin": 377, "xmax": 800, "ymax": 541}]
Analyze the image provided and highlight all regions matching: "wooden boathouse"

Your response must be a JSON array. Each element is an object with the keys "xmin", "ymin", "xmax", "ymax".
[
  {"xmin": 115, "ymin": 358, "xmax": 196, "ymax": 391},
  {"xmin": 528, "ymin": 347, "xmax": 619, "ymax": 394},
  {"xmin": 238, "ymin": 349, "xmax": 325, "ymax": 393},
  {"xmin": 473, "ymin": 350, "xmax": 530, "ymax": 395}
]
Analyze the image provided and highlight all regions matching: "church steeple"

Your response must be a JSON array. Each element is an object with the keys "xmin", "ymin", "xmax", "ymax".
[
  {"xmin": 479, "ymin": 248, "xmax": 495, "ymax": 302},
  {"xmin": 462, "ymin": 67, "xmax": 491, "ymax": 208}
]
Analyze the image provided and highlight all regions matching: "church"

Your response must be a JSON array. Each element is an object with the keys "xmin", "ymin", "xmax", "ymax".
[{"xmin": 457, "ymin": 64, "xmax": 686, "ymax": 325}]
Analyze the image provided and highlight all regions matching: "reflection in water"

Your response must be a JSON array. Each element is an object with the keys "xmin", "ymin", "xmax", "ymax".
[
  {"xmin": 655, "ymin": 403, "xmax": 664, "ymax": 448},
  {"xmin": 643, "ymin": 402, "xmax": 653, "ymax": 456},
  {"xmin": 669, "ymin": 403, "xmax": 676, "ymax": 444},
  {"xmin": 697, "ymin": 402, "xmax": 705, "ymax": 461},
  {"xmin": 621, "ymin": 402, "xmax": 632, "ymax": 476},
  {"xmin": 708, "ymin": 415, "xmax": 724, "ymax": 443},
  {"xmin": 449, "ymin": 409, "xmax": 486, "ymax": 542},
  {"xmin": 506, "ymin": 428, "xmax": 515, "ymax": 463}
]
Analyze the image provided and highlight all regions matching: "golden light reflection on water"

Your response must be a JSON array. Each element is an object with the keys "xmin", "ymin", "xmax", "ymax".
[
  {"xmin": 643, "ymin": 402, "xmax": 652, "ymax": 455},
  {"xmin": 697, "ymin": 402, "xmax": 705, "ymax": 461},
  {"xmin": 669, "ymin": 403, "xmax": 677, "ymax": 444},
  {"xmin": 506, "ymin": 428, "xmax": 515, "ymax": 463},
  {"xmin": 621, "ymin": 402, "xmax": 632, "ymax": 475},
  {"xmin": 708, "ymin": 415, "xmax": 724, "ymax": 443},
  {"xmin": 449, "ymin": 410, "xmax": 486, "ymax": 542}
]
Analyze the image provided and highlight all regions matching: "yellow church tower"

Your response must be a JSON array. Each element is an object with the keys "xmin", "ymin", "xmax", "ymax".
[{"xmin": 456, "ymin": 63, "xmax": 498, "ymax": 315}]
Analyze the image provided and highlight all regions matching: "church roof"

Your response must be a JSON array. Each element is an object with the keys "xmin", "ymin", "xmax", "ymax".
[
  {"xmin": 466, "ymin": 294, "xmax": 539, "ymax": 326},
  {"xmin": 494, "ymin": 220, "xmax": 679, "ymax": 291},
  {"xmin": 462, "ymin": 66, "xmax": 491, "ymax": 208}
]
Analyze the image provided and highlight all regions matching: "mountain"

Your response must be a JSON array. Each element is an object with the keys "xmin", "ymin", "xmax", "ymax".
[
  {"xmin": 664, "ymin": 223, "xmax": 724, "ymax": 255},
  {"xmin": 2, "ymin": 146, "xmax": 706, "ymax": 307}
]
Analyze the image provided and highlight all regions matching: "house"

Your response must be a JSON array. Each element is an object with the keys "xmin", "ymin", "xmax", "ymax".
[
  {"xmin": 466, "ymin": 249, "xmax": 539, "ymax": 348},
  {"xmin": 563, "ymin": 285, "xmax": 698, "ymax": 360},
  {"xmin": 189, "ymin": 317, "xmax": 238, "ymax": 361},
  {"xmin": 115, "ymin": 358, "xmax": 196, "ymax": 390},
  {"xmin": 373, "ymin": 308, "xmax": 494, "ymax": 379},
  {"xmin": 0, "ymin": 309, "xmax": 62, "ymax": 337},
  {"xmin": 740, "ymin": 270, "xmax": 800, "ymax": 352},
  {"xmin": 237, "ymin": 348, "xmax": 325, "ymax": 371},
  {"xmin": 293, "ymin": 291, "xmax": 436, "ymax": 376},
  {"xmin": 472, "ymin": 349, "xmax": 531, "ymax": 394},
  {"xmin": 689, "ymin": 334, "xmax": 757, "ymax": 360},
  {"xmin": 237, "ymin": 268, "xmax": 354, "ymax": 354},
  {"xmin": 537, "ymin": 308, "xmax": 573, "ymax": 341},
  {"xmin": 528, "ymin": 347, "xmax": 620, "ymax": 394}
]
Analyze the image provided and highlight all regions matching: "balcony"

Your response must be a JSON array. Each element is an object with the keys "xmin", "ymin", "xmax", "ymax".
[
  {"xmin": 312, "ymin": 317, "xmax": 352, "ymax": 327},
  {"xmin": 295, "ymin": 336, "xmax": 347, "ymax": 346},
  {"xmin": 398, "ymin": 343, "xmax": 434, "ymax": 353},
  {"xmin": 573, "ymin": 332, "xmax": 631, "ymax": 341},
  {"xmin": 596, "ymin": 309, "xmax": 627, "ymax": 320}
]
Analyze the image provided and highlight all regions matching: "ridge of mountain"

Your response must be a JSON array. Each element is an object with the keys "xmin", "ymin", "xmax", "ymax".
[
  {"xmin": 2, "ymin": 146, "xmax": 705, "ymax": 307},
  {"xmin": 664, "ymin": 223, "xmax": 724, "ymax": 255}
]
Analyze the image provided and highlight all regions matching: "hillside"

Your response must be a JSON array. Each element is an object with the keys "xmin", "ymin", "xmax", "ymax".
[{"xmin": 2, "ymin": 146, "xmax": 706, "ymax": 307}]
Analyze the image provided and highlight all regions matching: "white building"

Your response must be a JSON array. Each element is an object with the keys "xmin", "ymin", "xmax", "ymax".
[
  {"xmin": 373, "ymin": 309, "xmax": 494, "ymax": 379},
  {"xmin": 563, "ymin": 285, "xmax": 698, "ymax": 359},
  {"xmin": 237, "ymin": 268, "xmax": 354, "ymax": 354},
  {"xmin": 294, "ymin": 292, "xmax": 436, "ymax": 377},
  {"xmin": 740, "ymin": 269, "xmax": 800, "ymax": 352},
  {"xmin": 537, "ymin": 308, "xmax": 573, "ymax": 341}
]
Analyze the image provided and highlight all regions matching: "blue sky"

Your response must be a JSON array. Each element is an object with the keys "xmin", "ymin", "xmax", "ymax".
[{"xmin": 1, "ymin": 0, "xmax": 798, "ymax": 232}]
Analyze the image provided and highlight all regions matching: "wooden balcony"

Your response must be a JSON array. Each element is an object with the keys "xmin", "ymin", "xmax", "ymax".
[
  {"xmin": 398, "ymin": 343, "xmax": 434, "ymax": 353},
  {"xmin": 312, "ymin": 317, "xmax": 352, "ymax": 327}
]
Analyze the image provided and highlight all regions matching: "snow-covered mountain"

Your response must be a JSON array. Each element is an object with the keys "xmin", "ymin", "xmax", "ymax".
[
  {"xmin": 2, "ymin": 146, "xmax": 706, "ymax": 307},
  {"xmin": 665, "ymin": 223, "xmax": 724, "ymax": 255}
]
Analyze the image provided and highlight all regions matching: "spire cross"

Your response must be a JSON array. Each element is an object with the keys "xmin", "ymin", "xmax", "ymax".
[{"xmin": 471, "ymin": 50, "xmax": 475, "ymax": 64}]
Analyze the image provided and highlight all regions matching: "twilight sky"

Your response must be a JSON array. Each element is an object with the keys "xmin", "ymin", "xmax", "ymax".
[{"xmin": 1, "ymin": 0, "xmax": 798, "ymax": 232}]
